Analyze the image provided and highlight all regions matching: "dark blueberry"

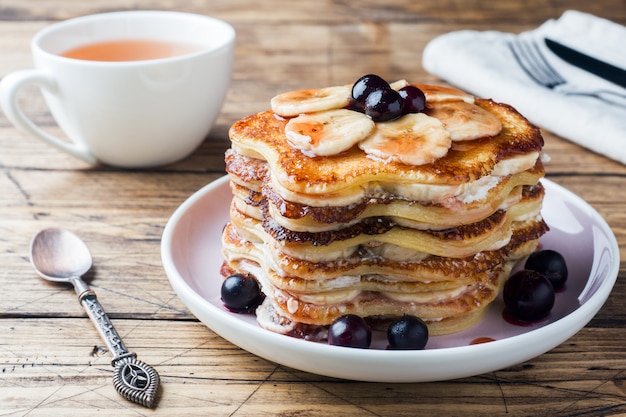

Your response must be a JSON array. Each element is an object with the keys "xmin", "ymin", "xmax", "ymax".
[
  {"xmin": 387, "ymin": 315, "xmax": 429, "ymax": 350},
  {"xmin": 503, "ymin": 270, "xmax": 555, "ymax": 322},
  {"xmin": 364, "ymin": 87, "xmax": 404, "ymax": 122},
  {"xmin": 351, "ymin": 74, "xmax": 390, "ymax": 112},
  {"xmin": 221, "ymin": 273, "xmax": 263, "ymax": 313},
  {"xmin": 525, "ymin": 249, "xmax": 568, "ymax": 291},
  {"xmin": 328, "ymin": 314, "xmax": 372, "ymax": 348},
  {"xmin": 398, "ymin": 85, "xmax": 426, "ymax": 114}
]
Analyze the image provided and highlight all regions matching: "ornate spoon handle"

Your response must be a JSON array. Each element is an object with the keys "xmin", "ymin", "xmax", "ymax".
[{"xmin": 74, "ymin": 278, "xmax": 160, "ymax": 408}]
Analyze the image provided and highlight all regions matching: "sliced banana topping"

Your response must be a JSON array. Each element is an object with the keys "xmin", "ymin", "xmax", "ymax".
[
  {"xmin": 297, "ymin": 289, "xmax": 361, "ymax": 305},
  {"xmin": 273, "ymin": 78, "xmax": 502, "ymax": 164},
  {"xmin": 358, "ymin": 113, "xmax": 452, "ymax": 165},
  {"xmin": 271, "ymin": 85, "xmax": 351, "ymax": 117},
  {"xmin": 415, "ymin": 84, "xmax": 475, "ymax": 104},
  {"xmin": 426, "ymin": 101, "xmax": 502, "ymax": 141},
  {"xmin": 285, "ymin": 109, "xmax": 375, "ymax": 156},
  {"xmin": 389, "ymin": 79, "xmax": 410, "ymax": 90}
]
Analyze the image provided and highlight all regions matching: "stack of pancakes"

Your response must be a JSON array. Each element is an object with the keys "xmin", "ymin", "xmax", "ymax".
[{"xmin": 221, "ymin": 81, "xmax": 548, "ymax": 338}]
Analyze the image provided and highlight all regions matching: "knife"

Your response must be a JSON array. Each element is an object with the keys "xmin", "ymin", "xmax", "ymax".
[{"xmin": 545, "ymin": 38, "xmax": 626, "ymax": 89}]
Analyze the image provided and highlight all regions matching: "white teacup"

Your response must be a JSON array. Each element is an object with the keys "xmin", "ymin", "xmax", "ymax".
[{"xmin": 0, "ymin": 11, "xmax": 235, "ymax": 168}]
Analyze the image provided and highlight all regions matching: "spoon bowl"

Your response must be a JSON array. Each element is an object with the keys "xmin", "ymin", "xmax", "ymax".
[{"xmin": 30, "ymin": 228, "xmax": 92, "ymax": 282}]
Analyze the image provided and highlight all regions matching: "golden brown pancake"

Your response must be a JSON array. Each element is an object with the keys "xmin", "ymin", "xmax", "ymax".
[
  {"xmin": 228, "ymin": 99, "xmax": 543, "ymax": 195},
  {"xmin": 221, "ymin": 81, "xmax": 549, "ymax": 339}
]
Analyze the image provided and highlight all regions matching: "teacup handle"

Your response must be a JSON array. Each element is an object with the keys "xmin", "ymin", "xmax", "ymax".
[{"xmin": 0, "ymin": 69, "xmax": 97, "ymax": 164}]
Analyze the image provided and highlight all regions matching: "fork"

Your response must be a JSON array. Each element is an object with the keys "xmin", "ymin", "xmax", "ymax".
[
  {"xmin": 508, "ymin": 36, "xmax": 626, "ymax": 102},
  {"xmin": 508, "ymin": 36, "xmax": 565, "ymax": 88}
]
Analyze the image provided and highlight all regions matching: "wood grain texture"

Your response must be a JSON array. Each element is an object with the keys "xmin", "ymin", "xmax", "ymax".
[
  {"xmin": 3, "ymin": 318, "xmax": 626, "ymax": 416},
  {"xmin": 1, "ymin": 1, "xmax": 626, "ymax": 415}
]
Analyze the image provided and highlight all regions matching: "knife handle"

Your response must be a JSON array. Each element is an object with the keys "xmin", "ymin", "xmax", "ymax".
[{"xmin": 545, "ymin": 38, "xmax": 626, "ymax": 89}]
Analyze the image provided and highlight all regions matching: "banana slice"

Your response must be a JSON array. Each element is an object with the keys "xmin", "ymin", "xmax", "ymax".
[
  {"xmin": 426, "ymin": 101, "xmax": 502, "ymax": 141},
  {"xmin": 298, "ymin": 289, "xmax": 361, "ymax": 305},
  {"xmin": 271, "ymin": 85, "xmax": 351, "ymax": 117},
  {"xmin": 415, "ymin": 84, "xmax": 475, "ymax": 104},
  {"xmin": 285, "ymin": 109, "xmax": 375, "ymax": 156},
  {"xmin": 389, "ymin": 79, "xmax": 410, "ymax": 90},
  {"xmin": 358, "ymin": 113, "xmax": 451, "ymax": 165}
]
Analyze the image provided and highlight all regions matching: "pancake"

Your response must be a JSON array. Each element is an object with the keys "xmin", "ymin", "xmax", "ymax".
[
  {"xmin": 220, "ymin": 78, "xmax": 549, "ymax": 340},
  {"xmin": 228, "ymin": 98, "xmax": 543, "ymax": 198},
  {"xmin": 230, "ymin": 186, "xmax": 545, "ymax": 263},
  {"xmin": 227, "ymin": 150, "xmax": 545, "ymax": 232}
]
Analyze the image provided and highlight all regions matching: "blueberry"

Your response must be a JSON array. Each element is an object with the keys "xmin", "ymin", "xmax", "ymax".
[
  {"xmin": 351, "ymin": 74, "xmax": 390, "ymax": 112},
  {"xmin": 503, "ymin": 270, "xmax": 555, "ymax": 322},
  {"xmin": 364, "ymin": 87, "xmax": 404, "ymax": 122},
  {"xmin": 387, "ymin": 315, "xmax": 429, "ymax": 350},
  {"xmin": 328, "ymin": 314, "xmax": 372, "ymax": 348},
  {"xmin": 525, "ymin": 249, "xmax": 568, "ymax": 291},
  {"xmin": 221, "ymin": 273, "xmax": 263, "ymax": 313},
  {"xmin": 398, "ymin": 85, "xmax": 426, "ymax": 114}
]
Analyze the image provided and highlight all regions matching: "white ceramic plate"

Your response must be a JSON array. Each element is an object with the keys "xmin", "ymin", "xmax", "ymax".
[{"xmin": 161, "ymin": 176, "xmax": 620, "ymax": 382}]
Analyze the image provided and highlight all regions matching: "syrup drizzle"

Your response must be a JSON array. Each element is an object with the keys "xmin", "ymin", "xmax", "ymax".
[{"xmin": 470, "ymin": 337, "xmax": 495, "ymax": 345}]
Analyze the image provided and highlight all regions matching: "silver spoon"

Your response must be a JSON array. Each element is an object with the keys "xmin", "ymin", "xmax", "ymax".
[{"xmin": 29, "ymin": 228, "xmax": 160, "ymax": 408}]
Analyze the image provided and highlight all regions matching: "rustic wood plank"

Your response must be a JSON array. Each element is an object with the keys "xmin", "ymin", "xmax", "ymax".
[
  {"xmin": 1, "ymin": 0, "xmax": 625, "ymax": 415},
  {"xmin": 1, "ymin": 0, "xmax": 625, "ymax": 25},
  {"xmin": 2, "ymin": 318, "xmax": 626, "ymax": 416},
  {"xmin": 0, "ymin": 170, "xmax": 221, "ymax": 319}
]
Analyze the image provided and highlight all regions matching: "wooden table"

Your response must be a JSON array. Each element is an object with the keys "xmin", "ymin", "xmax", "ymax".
[{"xmin": 1, "ymin": 1, "xmax": 625, "ymax": 415}]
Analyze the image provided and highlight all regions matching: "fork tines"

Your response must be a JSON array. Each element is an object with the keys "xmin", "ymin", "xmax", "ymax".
[{"xmin": 509, "ymin": 37, "xmax": 565, "ymax": 88}]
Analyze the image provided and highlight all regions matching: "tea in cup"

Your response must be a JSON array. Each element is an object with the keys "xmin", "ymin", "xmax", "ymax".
[{"xmin": 0, "ymin": 11, "xmax": 235, "ymax": 168}]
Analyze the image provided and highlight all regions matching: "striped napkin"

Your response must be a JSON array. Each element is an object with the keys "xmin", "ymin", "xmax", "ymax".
[{"xmin": 422, "ymin": 10, "xmax": 626, "ymax": 165}]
